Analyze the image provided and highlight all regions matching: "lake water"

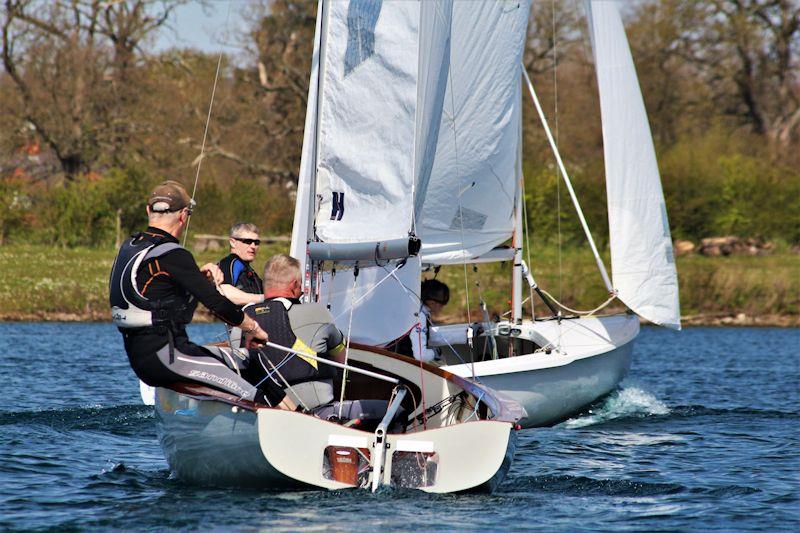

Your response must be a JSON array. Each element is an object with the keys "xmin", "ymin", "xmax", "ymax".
[{"xmin": 0, "ymin": 323, "xmax": 798, "ymax": 530}]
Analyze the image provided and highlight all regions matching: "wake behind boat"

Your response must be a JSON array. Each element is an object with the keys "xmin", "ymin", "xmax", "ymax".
[{"xmin": 155, "ymin": 343, "xmax": 522, "ymax": 493}]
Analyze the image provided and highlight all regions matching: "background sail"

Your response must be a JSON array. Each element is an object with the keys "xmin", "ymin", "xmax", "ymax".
[
  {"xmin": 586, "ymin": 0, "xmax": 681, "ymax": 330},
  {"xmin": 419, "ymin": 0, "xmax": 530, "ymax": 265}
]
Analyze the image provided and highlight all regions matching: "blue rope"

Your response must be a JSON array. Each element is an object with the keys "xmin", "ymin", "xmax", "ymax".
[
  {"xmin": 254, "ymin": 350, "xmax": 296, "ymax": 389},
  {"xmin": 465, "ymin": 391, "xmax": 485, "ymax": 422}
]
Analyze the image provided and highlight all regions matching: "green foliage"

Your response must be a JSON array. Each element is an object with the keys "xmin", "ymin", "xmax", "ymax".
[
  {"xmin": 188, "ymin": 178, "xmax": 294, "ymax": 238},
  {"xmin": 0, "ymin": 173, "xmax": 32, "ymax": 244},
  {"xmin": 104, "ymin": 165, "xmax": 156, "ymax": 237},
  {"xmin": 24, "ymin": 165, "xmax": 155, "ymax": 247},
  {"xmin": 659, "ymin": 130, "xmax": 800, "ymax": 244},
  {"xmin": 37, "ymin": 177, "xmax": 115, "ymax": 247}
]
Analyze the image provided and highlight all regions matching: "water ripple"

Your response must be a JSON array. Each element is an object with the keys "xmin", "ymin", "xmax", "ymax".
[
  {"xmin": 502, "ymin": 474, "xmax": 685, "ymax": 497},
  {"xmin": 0, "ymin": 404, "xmax": 154, "ymax": 434}
]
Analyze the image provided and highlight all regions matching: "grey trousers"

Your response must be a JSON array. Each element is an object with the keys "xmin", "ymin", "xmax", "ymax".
[{"xmin": 155, "ymin": 344, "xmax": 256, "ymax": 401}]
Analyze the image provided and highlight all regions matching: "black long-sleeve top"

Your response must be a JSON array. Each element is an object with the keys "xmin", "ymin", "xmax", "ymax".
[{"xmin": 123, "ymin": 227, "xmax": 243, "ymax": 355}]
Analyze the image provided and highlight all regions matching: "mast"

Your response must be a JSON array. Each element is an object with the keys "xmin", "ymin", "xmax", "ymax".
[
  {"xmin": 290, "ymin": 0, "xmax": 330, "ymax": 302},
  {"xmin": 511, "ymin": 95, "xmax": 524, "ymax": 324}
]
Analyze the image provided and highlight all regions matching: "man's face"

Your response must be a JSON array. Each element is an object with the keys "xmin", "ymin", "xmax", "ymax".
[
  {"xmin": 290, "ymin": 277, "xmax": 303, "ymax": 299},
  {"xmin": 229, "ymin": 230, "xmax": 260, "ymax": 262}
]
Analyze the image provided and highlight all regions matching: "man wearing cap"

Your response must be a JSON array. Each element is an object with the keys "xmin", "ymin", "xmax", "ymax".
[
  {"xmin": 217, "ymin": 222, "xmax": 265, "ymax": 306},
  {"xmin": 109, "ymin": 180, "xmax": 283, "ymax": 405}
]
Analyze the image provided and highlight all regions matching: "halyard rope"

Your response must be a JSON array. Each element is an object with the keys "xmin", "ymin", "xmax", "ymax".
[{"xmin": 182, "ymin": 1, "xmax": 232, "ymax": 246}]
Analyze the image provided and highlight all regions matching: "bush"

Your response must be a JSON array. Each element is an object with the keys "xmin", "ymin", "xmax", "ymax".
[{"xmin": 0, "ymin": 172, "xmax": 33, "ymax": 245}]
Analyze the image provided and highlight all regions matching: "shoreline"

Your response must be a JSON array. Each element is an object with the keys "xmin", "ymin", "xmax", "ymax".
[{"xmin": 2, "ymin": 311, "xmax": 797, "ymax": 328}]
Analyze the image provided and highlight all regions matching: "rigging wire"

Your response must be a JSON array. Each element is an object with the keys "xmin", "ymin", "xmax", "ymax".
[
  {"xmin": 337, "ymin": 267, "xmax": 360, "ymax": 419},
  {"xmin": 182, "ymin": 2, "xmax": 233, "ymax": 246}
]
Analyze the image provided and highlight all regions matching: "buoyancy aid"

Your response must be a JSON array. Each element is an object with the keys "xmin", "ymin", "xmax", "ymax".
[
  {"xmin": 218, "ymin": 253, "xmax": 263, "ymax": 294},
  {"xmin": 245, "ymin": 298, "xmax": 331, "ymax": 386},
  {"xmin": 109, "ymin": 232, "xmax": 196, "ymax": 332}
]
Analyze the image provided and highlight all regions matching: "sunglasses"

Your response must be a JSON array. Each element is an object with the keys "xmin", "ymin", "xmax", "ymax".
[{"xmin": 232, "ymin": 237, "xmax": 261, "ymax": 246}]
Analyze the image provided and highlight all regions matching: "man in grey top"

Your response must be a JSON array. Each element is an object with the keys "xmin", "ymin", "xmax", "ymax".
[{"xmin": 242, "ymin": 254, "xmax": 345, "ymax": 409}]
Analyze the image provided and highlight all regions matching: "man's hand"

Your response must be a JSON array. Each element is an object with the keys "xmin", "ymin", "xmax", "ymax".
[
  {"xmin": 200, "ymin": 263, "xmax": 223, "ymax": 285},
  {"xmin": 242, "ymin": 319, "xmax": 268, "ymax": 348},
  {"xmin": 246, "ymin": 329, "xmax": 268, "ymax": 348}
]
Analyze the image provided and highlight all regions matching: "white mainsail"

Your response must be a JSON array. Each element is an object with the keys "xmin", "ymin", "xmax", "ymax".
[
  {"xmin": 313, "ymin": 0, "xmax": 451, "ymax": 245},
  {"xmin": 291, "ymin": 0, "xmax": 455, "ymax": 344},
  {"xmin": 419, "ymin": 0, "xmax": 531, "ymax": 265},
  {"xmin": 586, "ymin": 0, "xmax": 681, "ymax": 329},
  {"xmin": 289, "ymin": 2, "xmax": 324, "ymax": 264}
]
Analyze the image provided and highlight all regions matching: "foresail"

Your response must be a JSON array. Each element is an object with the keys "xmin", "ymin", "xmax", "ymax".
[
  {"xmin": 313, "ymin": 0, "xmax": 452, "ymax": 245},
  {"xmin": 586, "ymin": 0, "xmax": 681, "ymax": 329},
  {"xmin": 419, "ymin": 0, "xmax": 530, "ymax": 265},
  {"xmin": 294, "ymin": 1, "xmax": 453, "ymax": 344},
  {"xmin": 318, "ymin": 258, "xmax": 421, "ymax": 346}
]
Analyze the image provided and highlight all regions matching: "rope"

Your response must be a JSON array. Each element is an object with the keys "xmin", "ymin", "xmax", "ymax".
[
  {"xmin": 538, "ymin": 287, "xmax": 617, "ymax": 316},
  {"xmin": 255, "ymin": 349, "xmax": 310, "ymax": 412},
  {"xmin": 182, "ymin": 1, "xmax": 232, "ymax": 246},
  {"xmin": 464, "ymin": 391, "xmax": 485, "ymax": 422}
]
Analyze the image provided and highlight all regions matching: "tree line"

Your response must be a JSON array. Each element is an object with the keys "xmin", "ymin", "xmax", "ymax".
[{"xmin": 1, "ymin": 0, "xmax": 798, "ymax": 248}]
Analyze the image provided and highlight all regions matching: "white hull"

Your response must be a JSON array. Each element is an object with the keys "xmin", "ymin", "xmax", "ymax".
[
  {"xmin": 440, "ymin": 314, "xmax": 638, "ymax": 428},
  {"xmin": 154, "ymin": 345, "xmax": 522, "ymax": 493}
]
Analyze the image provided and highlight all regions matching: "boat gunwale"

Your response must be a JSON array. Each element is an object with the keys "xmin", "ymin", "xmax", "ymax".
[
  {"xmin": 159, "ymin": 343, "xmax": 523, "ymax": 424},
  {"xmin": 349, "ymin": 342, "xmax": 524, "ymax": 425}
]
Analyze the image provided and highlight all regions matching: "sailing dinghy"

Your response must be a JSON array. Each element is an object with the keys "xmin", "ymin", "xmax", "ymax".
[
  {"xmin": 426, "ymin": 0, "xmax": 680, "ymax": 427},
  {"xmin": 154, "ymin": 0, "xmax": 525, "ymax": 494},
  {"xmin": 292, "ymin": 0, "xmax": 680, "ymax": 429},
  {"xmin": 155, "ymin": 343, "xmax": 522, "ymax": 492}
]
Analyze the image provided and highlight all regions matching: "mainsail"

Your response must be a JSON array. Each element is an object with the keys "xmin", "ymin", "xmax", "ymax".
[
  {"xmin": 313, "ymin": 0, "xmax": 452, "ymax": 245},
  {"xmin": 586, "ymin": 0, "xmax": 681, "ymax": 329},
  {"xmin": 290, "ymin": 0, "xmax": 455, "ymax": 344},
  {"xmin": 419, "ymin": 1, "xmax": 531, "ymax": 265}
]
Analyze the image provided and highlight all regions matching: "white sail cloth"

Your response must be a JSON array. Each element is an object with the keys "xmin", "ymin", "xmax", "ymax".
[
  {"xmin": 586, "ymin": 0, "xmax": 681, "ymax": 329},
  {"xmin": 290, "ymin": 1, "xmax": 324, "ymax": 264},
  {"xmin": 312, "ymin": 0, "xmax": 452, "ymax": 245},
  {"xmin": 419, "ymin": 0, "xmax": 530, "ymax": 265},
  {"xmin": 291, "ymin": 1, "xmax": 454, "ymax": 345},
  {"xmin": 318, "ymin": 257, "xmax": 421, "ymax": 346}
]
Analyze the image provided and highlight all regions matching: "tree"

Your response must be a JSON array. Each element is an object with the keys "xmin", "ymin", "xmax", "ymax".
[
  {"xmin": 629, "ymin": 0, "xmax": 800, "ymax": 148},
  {"xmin": 0, "ymin": 0, "xmax": 188, "ymax": 180}
]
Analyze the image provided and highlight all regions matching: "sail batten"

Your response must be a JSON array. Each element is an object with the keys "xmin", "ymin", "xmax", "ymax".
[{"xmin": 586, "ymin": 0, "xmax": 681, "ymax": 329}]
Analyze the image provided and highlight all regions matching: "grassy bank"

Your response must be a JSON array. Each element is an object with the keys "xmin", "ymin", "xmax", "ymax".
[{"xmin": 0, "ymin": 244, "xmax": 797, "ymax": 326}]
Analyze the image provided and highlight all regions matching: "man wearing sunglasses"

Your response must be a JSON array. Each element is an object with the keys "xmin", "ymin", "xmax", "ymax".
[
  {"xmin": 109, "ymin": 181, "xmax": 273, "ymax": 404},
  {"xmin": 217, "ymin": 222, "xmax": 265, "ymax": 306}
]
